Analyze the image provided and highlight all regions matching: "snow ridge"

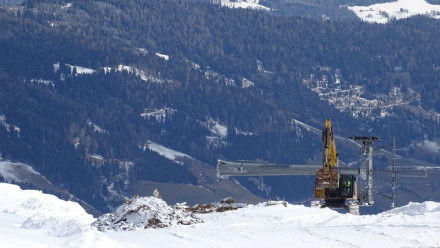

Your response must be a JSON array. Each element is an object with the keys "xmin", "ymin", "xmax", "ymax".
[{"xmin": 1, "ymin": 183, "xmax": 93, "ymax": 237}]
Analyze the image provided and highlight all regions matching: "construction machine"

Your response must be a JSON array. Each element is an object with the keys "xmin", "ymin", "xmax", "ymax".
[
  {"xmin": 217, "ymin": 118, "xmax": 427, "ymax": 213},
  {"xmin": 217, "ymin": 119, "xmax": 367, "ymax": 213},
  {"xmin": 314, "ymin": 119, "xmax": 357, "ymax": 209}
]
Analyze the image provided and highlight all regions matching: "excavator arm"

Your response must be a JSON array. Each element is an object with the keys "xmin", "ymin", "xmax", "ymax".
[{"xmin": 314, "ymin": 119, "xmax": 341, "ymax": 198}]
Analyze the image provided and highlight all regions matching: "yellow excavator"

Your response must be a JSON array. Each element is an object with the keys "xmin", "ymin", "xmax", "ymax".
[
  {"xmin": 217, "ymin": 118, "xmax": 359, "ymax": 212},
  {"xmin": 314, "ymin": 119, "xmax": 357, "ymax": 208}
]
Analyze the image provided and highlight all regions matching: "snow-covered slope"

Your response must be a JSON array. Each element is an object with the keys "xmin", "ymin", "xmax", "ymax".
[
  {"xmin": 349, "ymin": 0, "xmax": 440, "ymax": 24},
  {"xmin": 0, "ymin": 183, "xmax": 118, "ymax": 248},
  {"xmin": 0, "ymin": 159, "xmax": 102, "ymax": 216},
  {"xmin": 217, "ymin": 0, "xmax": 270, "ymax": 11},
  {"xmin": 1, "ymin": 183, "xmax": 440, "ymax": 248},
  {"xmin": 141, "ymin": 140, "xmax": 192, "ymax": 164}
]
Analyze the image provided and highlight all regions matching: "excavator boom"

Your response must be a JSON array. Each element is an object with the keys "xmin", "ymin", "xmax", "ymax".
[{"xmin": 314, "ymin": 119, "xmax": 341, "ymax": 197}]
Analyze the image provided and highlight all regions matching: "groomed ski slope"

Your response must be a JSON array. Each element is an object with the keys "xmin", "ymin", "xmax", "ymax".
[{"xmin": 1, "ymin": 183, "xmax": 439, "ymax": 248}]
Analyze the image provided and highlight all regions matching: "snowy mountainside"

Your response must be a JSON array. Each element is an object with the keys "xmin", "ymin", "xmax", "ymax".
[
  {"xmin": 349, "ymin": 0, "xmax": 440, "ymax": 23},
  {"xmin": 1, "ymin": 183, "xmax": 440, "ymax": 248},
  {"xmin": 2, "ymin": 0, "xmax": 440, "ymax": 216},
  {"xmin": 249, "ymin": 0, "xmax": 440, "ymax": 21}
]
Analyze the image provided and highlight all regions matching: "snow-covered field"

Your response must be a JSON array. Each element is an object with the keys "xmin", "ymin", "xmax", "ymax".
[
  {"xmin": 349, "ymin": 0, "xmax": 440, "ymax": 23},
  {"xmin": 1, "ymin": 183, "xmax": 440, "ymax": 248}
]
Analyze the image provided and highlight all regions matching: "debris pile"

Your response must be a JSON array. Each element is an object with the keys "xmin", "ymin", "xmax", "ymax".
[
  {"xmin": 92, "ymin": 190, "xmax": 202, "ymax": 231},
  {"xmin": 183, "ymin": 197, "xmax": 247, "ymax": 213}
]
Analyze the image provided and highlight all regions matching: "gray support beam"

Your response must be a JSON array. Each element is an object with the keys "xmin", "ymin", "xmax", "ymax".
[{"xmin": 217, "ymin": 160, "xmax": 360, "ymax": 177}]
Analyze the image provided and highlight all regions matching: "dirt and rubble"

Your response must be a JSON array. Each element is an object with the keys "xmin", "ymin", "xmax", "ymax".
[{"xmin": 92, "ymin": 191, "xmax": 246, "ymax": 231}]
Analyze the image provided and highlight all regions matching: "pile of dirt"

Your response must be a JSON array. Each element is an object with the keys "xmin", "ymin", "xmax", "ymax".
[{"xmin": 92, "ymin": 191, "xmax": 203, "ymax": 231}]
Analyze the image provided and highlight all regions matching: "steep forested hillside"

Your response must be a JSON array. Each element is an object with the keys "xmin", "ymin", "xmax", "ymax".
[{"xmin": 0, "ymin": 0, "xmax": 439, "ymax": 212}]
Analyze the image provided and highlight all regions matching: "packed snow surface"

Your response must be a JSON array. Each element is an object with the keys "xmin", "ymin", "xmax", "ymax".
[
  {"xmin": 349, "ymin": 0, "xmax": 440, "ymax": 23},
  {"xmin": 1, "ymin": 183, "xmax": 440, "ymax": 247}
]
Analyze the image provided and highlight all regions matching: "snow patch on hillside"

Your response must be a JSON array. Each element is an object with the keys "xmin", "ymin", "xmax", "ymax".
[
  {"xmin": 115, "ymin": 65, "xmax": 169, "ymax": 83},
  {"xmin": 140, "ymin": 107, "xmax": 177, "ymax": 123},
  {"xmin": 348, "ymin": 0, "xmax": 440, "ymax": 24},
  {"xmin": 203, "ymin": 119, "xmax": 229, "ymax": 148},
  {"xmin": 204, "ymin": 67, "xmax": 236, "ymax": 86},
  {"xmin": 235, "ymin": 128, "xmax": 256, "ymax": 136},
  {"xmin": 184, "ymin": 58, "xmax": 201, "ymax": 71},
  {"xmin": 50, "ymin": 62, "xmax": 176, "ymax": 85},
  {"xmin": 61, "ymin": 3, "xmax": 72, "ymax": 10},
  {"xmin": 0, "ymin": 115, "xmax": 20, "ymax": 134},
  {"xmin": 242, "ymin": 78, "xmax": 255, "ymax": 88},
  {"xmin": 155, "ymin": 53, "xmax": 169, "ymax": 61},
  {"xmin": 216, "ymin": 0, "xmax": 270, "ymax": 11},
  {"xmin": 206, "ymin": 119, "xmax": 228, "ymax": 138},
  {"xmin": 0, "ymin": 160, "xmax": 40, "ymax": 183},
  {"xmin": 141, "ymin": 140, "xmax": 192, "ymax": 164},
  {"xmin": 66, "ymin": 64, "xmax": 95, "ymax": 75},
  {"xmin": 87, "ymin": 119, "xmax": 108, "ymax": 134},
  {"xmin": 30, "ymin": 79, "xmax": 54, "ymax": 87}
]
